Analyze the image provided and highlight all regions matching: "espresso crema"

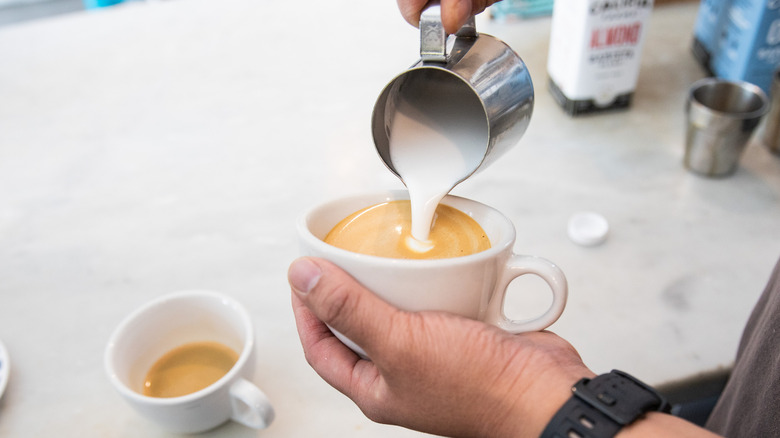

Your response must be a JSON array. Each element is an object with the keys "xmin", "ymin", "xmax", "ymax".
[
  {"xmin": 143, "ymin": 341, "xmax": 239, "ymax": 398},
  {"xmin": 324, "ymin": 200, "xmax": 490, "ymax": 259}
]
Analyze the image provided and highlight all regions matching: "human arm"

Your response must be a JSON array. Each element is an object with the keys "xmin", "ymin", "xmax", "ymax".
[
  {"xmin": 289, "ymin": 257, "xmax": 722, "ymax": 438},
  {"xmin": 396, "ymin": 0, "xmax": 501, "ymax": 34}
]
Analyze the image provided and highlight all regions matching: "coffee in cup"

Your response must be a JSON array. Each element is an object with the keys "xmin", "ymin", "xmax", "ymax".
[
  {"xmin": 142, "ymin": 341, "xmax": 240, "ymax": 398},
  {"xmin": 105, "ymin": 290, "xmax": 275, "ymax": 434},
  {"xmin": 324, "ymin": 200, "xmax": 490, "ymax": 259},
  {"xmin": 298, "ymin": 191, "xmax": 568, "ymax": 357}
]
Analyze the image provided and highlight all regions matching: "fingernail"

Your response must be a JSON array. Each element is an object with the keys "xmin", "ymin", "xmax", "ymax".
[{"xmin": 289, "ymin": 258, "xmax": 322, "ymax": 295}]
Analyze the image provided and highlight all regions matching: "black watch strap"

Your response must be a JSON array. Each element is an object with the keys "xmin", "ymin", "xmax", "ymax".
[{"xmin": 540, "ymin": 370, "xmax": 670, "ymax": 438}]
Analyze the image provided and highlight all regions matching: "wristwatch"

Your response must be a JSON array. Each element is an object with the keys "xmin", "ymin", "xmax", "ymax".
[{"xmin": 540, "ymin": 370, "xmax": 670, "ymax": 438}]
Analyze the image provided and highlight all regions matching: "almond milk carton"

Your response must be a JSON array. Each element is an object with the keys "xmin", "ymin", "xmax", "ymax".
[{"xmin": 547, "ymin": 0, "xmax": 654, "ymax": 115}]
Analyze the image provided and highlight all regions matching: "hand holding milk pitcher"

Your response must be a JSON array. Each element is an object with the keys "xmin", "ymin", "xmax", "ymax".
[{"xmin": 299, "ymin": 3, "xmax": 567, "ymax": 358}]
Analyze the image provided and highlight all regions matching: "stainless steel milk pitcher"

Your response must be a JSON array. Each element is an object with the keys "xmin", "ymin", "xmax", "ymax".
[{"xmin": 372, "ymin": 2, "xmax": 534, "ymax": 185}]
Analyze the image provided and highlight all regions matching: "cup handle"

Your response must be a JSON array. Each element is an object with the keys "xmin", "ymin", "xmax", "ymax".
[
  {"xmin": 229, "ymin": 378, "xmax": 275, "ymax": 430},
  {"xmin": 485, "ymin": 255, "xmax": 568, "ymax": 333}
]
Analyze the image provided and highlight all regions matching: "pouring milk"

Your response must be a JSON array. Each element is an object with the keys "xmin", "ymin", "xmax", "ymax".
[{"xmin": 388, "ymin": 73, "xmax": 488, "ymax": 252}]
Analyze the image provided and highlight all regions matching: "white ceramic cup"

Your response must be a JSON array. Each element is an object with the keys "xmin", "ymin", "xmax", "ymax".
[
  {"xmin": 298, "ymin": 191, "xmax": 568, "ymax": 356},
  {"xmin": 104, "ymin": 290, "xmax": 275, "ymax": 434}
]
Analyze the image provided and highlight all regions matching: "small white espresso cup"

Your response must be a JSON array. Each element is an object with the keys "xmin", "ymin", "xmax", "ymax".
[
  {"xmin": 104, "ymin": 290, "xmax": 275, "ymax": 434},
  {"xmin": 298, "ymin": 191, "xmax": 568, "ymax": 356}
]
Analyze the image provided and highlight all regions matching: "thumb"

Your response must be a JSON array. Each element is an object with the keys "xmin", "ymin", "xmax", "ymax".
[{"xmin": 288, "ymin": 257, "xmax": 397, "ymax": 354}]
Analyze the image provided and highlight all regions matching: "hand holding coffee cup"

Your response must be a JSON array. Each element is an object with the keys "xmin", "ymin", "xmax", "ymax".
[
  {"xmin": 298, "ymin": 191, "xmax": 567, "ymax": 357},
  {"xmin": 104, "ymin": 291, "xmax": 275, "ymax": 434}
]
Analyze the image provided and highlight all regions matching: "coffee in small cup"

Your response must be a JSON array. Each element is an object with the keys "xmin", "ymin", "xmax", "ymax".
[
  {"xmin": 143, "ymin": 341, "xmax": 239, "ymax": 398},
  {"xmin": 324, "ymin": 200, "xmax": 490, "ymax": 259},
  {"xmin": 105, "ymin": 291, "xmax": 275, "ymax": 433}
]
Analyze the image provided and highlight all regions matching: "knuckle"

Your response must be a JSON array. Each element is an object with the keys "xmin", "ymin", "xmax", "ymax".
[
  {"xmin": 357, "ymin": 388, "xmax": 395, "ymax": 425},
  {"xmin": 317, "ymin": 280, "xmax": 361, "ymax": 326},
  {"xmin": 362, "ymin": 406, "xmax": 392, "ymax": 425}
]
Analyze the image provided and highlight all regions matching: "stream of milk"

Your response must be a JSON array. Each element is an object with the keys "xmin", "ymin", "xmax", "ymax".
[{"xmin": 388, "ymin": 73, "xmax": 488, "ymax": 251}]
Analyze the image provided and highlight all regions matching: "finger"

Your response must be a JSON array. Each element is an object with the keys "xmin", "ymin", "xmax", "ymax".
[
  {"xmin": 397, "ymin": 0, "xmax": 429, "ymax": 27},
  {"xmin": 291, "ymin": 291, "xmax": 367, "ymax": 394},
  {"xmin": 291, "ymin": 289, "xmax": 349, "ymax": 364},
  {"xmin": 441, "ymin": 0, "xmax": 473, "ymax": 34},
  {"xmin": 289, "ymin": 258, "xmax": 392, "ymax": 406},
  {"xmin": 288, "ymin": 257, "xmax": 398, "ymax": 359}
]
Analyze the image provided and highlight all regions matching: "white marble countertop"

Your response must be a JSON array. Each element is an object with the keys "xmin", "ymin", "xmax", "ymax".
[{"xmin": 1, "ymin": 1, "xmax": 779, "ymax": 436}]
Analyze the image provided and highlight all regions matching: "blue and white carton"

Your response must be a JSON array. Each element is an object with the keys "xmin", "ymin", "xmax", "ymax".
[
  {"xmin": 692, "ymin": 0, "xmax": 731, "ymax": 72},
  {"xmin": 698, "ymin": 0, "xmax": 780, "ymax": 94}
]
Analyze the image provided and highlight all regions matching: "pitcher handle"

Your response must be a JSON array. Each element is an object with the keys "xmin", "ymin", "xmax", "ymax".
[{"xmin": 420, "ymin": 2, "xmax": 477, "ymax": 63}]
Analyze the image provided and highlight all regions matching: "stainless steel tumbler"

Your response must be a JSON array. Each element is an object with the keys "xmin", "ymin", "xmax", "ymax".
[{"xmin": 684, "ymin": 78, "xmax": 769, "ymax": 177}]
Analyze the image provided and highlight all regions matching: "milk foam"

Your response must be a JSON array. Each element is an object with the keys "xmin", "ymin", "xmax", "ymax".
[
  {"xmin": 388, "ymin": 71, "xmax": 488, "ymax": 246},
  {"xmin": 404, "ymin": 235, "xmax": 434, "ymax": 253}
]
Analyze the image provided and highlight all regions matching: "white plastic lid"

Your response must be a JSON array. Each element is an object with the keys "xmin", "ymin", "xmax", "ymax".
[{"xmin": 568, "ymin": 212, "xmax": 609, "ymax": 246}]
